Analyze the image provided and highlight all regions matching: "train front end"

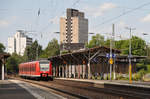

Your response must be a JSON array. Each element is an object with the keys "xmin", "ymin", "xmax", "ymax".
[{"xmin": 39, "ymin": 60, "xmax": 53, "ymax": 80}]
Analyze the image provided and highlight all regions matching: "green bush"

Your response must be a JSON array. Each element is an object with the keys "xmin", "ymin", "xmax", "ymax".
[
  {"xmin": 136, "ymin": 63, "xmax": 147, "ymax": 72},
  {"xmin": 133, "ymin": 69, "xmax": 146, "ymax": 81},
  {"xmin": 133, "ymin": 73, "xmax": 141, "ymax": 81},
  {"xmin": 147, "ymin": 65, "xmax": 150, "ymax": 73},
  {"xmin": 91, "ymin": 76, "xmax": 95, "ymax": 80},
  {"xmin": 97, "ymin": 75, "xmax": 101, "ymax": 80},
  {"xmin": 116, "ymin": 75, "xmax": 124, "ymax": 80},
  {"xmin": 104, "ymin": 73, "xmax": 113, "ymax": 80},
  {"xmin": 91, "ymin": 75, "xmax": 101, "ymax": 80},
  {"xmin": 138, "ymin": 69, "xmax": 147, "ymax": 76},
  {"xmin": 104, "ymin": 76, "xmax": 109, "ymax": 80},
  {"xmin": 116, "ymin": 74, "xmax": 129, "ymax": 80}
]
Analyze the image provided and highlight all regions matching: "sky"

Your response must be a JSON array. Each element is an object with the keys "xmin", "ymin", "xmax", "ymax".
[{"xmin": 1, "ymin": 0, "xmax": 150, "ymax": 50}]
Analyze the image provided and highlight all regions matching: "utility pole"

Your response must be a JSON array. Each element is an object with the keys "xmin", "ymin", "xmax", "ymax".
[
  {"xmin": 54, "ymin": 32, "xmax": 65, "ymax": 55},
  {"xmin": 110, "ymin": 24, "xmax": 114, "ymax": 81},
  {"xmin": 125, "ymin": 27, "xmax": 136, "ymax": 84},
  {"xmin": 142, "ymin": 33, "xmax": 149, "ymax": 57},
  {"xmin": 112, "ymin": 24, "xmax": 116, "ymax": 80}
]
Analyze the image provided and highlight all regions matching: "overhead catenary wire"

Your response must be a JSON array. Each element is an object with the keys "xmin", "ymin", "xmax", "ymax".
[
  {"xmin": 38, "ymin": 0, "xmax": 80, "ymax": 33},
  {"xmin": 25, "ymin": 0, "xmax": 81, "ymax": 41},
  {"xmin": 117, "ymin": 6, "xmax": 150, "ymax": 11},
  {"xmin": 94, "ymin": 1, "xmax": 150, "ymax": 29}
]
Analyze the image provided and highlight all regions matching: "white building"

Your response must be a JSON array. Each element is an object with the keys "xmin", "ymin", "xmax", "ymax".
[{"xmin": 8, "ymin": 30, "xmax": 32, "ymax": 56}]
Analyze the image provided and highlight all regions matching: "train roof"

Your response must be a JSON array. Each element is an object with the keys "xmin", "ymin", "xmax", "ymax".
[{"xmin": 20, "ymin": 59, "xmax": 50, "ymax": 65}]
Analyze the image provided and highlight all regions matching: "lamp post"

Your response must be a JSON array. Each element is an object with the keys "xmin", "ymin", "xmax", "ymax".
[
  {"xmin": 88, "ymin": 32, "xmax": 95, "ymax": 45},
  {"xmin": 125, "ymin": 27, "xmax": 136, "ymax": 84},
  {"xmin": 142, "ymin": 33, "xmax": 149, "ymax": 57},
  {"xmin": 54, "ymin": 32, "xmax": 65, "ymax": 55},
  {"xmin": 54, "ymin": 32, "xmax": 61, "ymax": 54}
]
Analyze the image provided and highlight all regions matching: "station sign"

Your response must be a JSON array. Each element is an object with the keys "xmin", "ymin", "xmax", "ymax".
[{"xmin": 106, "ymin": 53, "xmax": 116, "ymax": 58}]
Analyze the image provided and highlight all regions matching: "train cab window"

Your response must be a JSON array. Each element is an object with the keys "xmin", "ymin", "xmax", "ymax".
[{"xmin": 39, "ymin": 61, "xmax": 49, "ymax": 71}]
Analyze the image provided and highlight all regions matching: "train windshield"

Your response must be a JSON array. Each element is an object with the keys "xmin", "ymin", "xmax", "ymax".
[{"xmin": 40, "ymin": 62, "xmax": 49, "ymax": 71}]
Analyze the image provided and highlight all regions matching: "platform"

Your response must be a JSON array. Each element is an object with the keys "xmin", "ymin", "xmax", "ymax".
[
  {"xmin": 0, "ymin": 80, "xmax": 36, "ymax": 99},
  {"xmin": 55, "ymin": 78, "xmax": 150, "ymax": 88},
  {"xmin": 0, "ymin": 80, "xmax": 65, "ymax": 99}
]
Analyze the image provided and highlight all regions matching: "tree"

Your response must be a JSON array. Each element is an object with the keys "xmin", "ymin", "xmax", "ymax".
[
  {"xmin": 104, "ymin": 39, "xmax": 110, "ymax": 47},
  {"xmin": 6, "ymin": 53, "xmax": 25, "ymax": 74},
  {"xmin": 115, "ymin": 39, "xmax": 129, "ymax": 55},
  {"xmin": 147, "ymin": 46, "xmax": 150, "ymax": 58},
  {"xmin": 131, "ymin": 36, "xmax": 146, "ymax": 56},
  {"xmin": 23, "ymin": 40, "xmax": 42, "ymax": 61},
  {"xmin": 114, "ymin": 36, "xmax": 146, "ymax": 56},
  {"xmin": 40, "ymin": 38, "xmax": 60, "ymax": 58},
  {"xmin": 0, "ymin": 43, "xmax": 5, "ymax": 53},
  {"xmin": 87, "ymin": 34, "xmax": 105, "ymax": 48}
]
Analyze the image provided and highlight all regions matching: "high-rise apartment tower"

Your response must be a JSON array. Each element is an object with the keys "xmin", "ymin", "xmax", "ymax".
[{"xmin": 60, "ymin": 8, "xmax": 88, "ymax": 50}]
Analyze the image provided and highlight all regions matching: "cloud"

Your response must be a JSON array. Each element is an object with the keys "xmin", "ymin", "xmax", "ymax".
[
  {"xmin": 0, "ymin": 20, "xmax": 9, "ymax": 27},
  {"xmin": 0, "ymin": 16, "xmax": 17, "ymax": 28},
  {"xmin": 117, "ymin": 21, "xmax": 127, "ymax": 28},
  {"xmin": 11, "ymin": 16, "xmax": 17, "ymax": 21},
  {"xmin": 101, "ymin": 3, "xmax": 116, "ymax": 10},
  {"xmin": 83, "ymin": 3, "xmax": 116, "ymax": 17},
  {"xmin": 141, "ymin": 14, "xmax": 150, "ymax": 22},
  {"xmin": 49, "ymin": 16, "xmax": 59, "ymax": 25}
]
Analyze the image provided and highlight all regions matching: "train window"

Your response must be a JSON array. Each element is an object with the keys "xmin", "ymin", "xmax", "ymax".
[{"xmin": 40, "ymin": 62, "xmax": 49, "ymax": 71}]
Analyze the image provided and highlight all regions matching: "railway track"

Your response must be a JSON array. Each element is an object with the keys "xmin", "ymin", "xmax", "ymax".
[
  {"xmin": 9, "ymin": 76, "xmax": 150, "ymax": 99},
  {"xmin": 9, "ymin": 77, "xmax": 88, "ymax": 99}
]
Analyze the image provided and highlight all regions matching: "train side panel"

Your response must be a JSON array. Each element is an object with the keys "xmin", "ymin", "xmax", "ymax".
[{"xmin": 35, "ymin": 61, "xmax": 40, "ymax": 77}]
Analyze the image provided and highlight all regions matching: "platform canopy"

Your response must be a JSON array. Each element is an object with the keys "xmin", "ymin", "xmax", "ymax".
[
  {"xmin": 0, "ymin": 53, "xmax": 10, "ymax": 63},
  {"xmin": 48, "ymin": 46, "xmax": 146, "ymax": 65},
  {"xmin": 0, "ymin": 53, "xmax": 10, "ymax": 80},
  {"xmin": 48, "ymin": 46, "xmax": 121, "ymax": 65}
]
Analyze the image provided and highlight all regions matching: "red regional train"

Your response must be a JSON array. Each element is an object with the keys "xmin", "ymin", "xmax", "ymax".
[{"xmin": 19, "ymin": 60, "xmax": 53, "ymax": 80}]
